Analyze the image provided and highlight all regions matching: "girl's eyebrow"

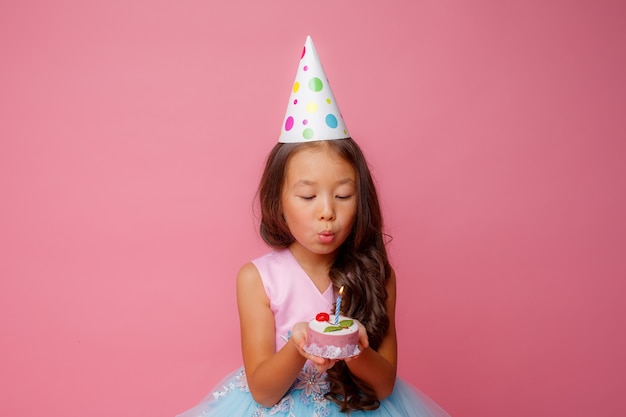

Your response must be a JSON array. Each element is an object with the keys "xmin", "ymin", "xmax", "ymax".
[
  {"xmin": 294, "ymin": 179, "xmax": 315, "ymax": 186},
  {"xmin": 293, "ymin": 178, "xmax": 355, "ymax": 187},
  {"xmin": 337, "ymin": 178, "xmax": 356, "ymax": 185}
]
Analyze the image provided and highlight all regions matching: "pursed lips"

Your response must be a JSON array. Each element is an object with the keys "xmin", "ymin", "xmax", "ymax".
[{"xmin": 318, "ymin": 230, "xmax": 335, "ymax": 243}]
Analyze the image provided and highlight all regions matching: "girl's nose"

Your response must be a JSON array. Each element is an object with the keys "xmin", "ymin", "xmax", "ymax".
[{"xmin": 318, "ymin": 197, "xmax": 335, "ymax": 221}]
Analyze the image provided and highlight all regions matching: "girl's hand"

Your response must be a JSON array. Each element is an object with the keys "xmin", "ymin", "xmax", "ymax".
[
  {"xmin": 344, "ymin": 320, "xmax": 369, "ymax": 363},
  {"xmin": 291, "ymin": 322, "xmax": 338, "ymax": 373}
]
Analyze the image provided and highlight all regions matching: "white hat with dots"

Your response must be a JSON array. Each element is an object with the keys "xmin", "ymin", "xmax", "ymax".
[{"xmin": 279, "ymin": 36, "xmax": 350, "ymax": 143}]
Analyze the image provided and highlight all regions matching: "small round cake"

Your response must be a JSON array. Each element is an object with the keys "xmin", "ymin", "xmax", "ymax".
[{"xmin": 303, "ymin": 312, "xmax": 360, "ymax": 359}]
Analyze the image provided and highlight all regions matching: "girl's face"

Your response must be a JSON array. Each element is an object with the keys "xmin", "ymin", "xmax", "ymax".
[{"xmin": 281, "ymin": 145, "xmax": 357, "ymax": 258}]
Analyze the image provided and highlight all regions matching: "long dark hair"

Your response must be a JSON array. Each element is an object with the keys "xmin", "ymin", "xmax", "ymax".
[{"xmin": 258, "ymin": 138, "xmax": 392, "ymax": 412}]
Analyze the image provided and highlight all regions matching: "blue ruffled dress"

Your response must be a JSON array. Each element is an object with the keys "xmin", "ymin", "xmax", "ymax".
[{"xmin": 177, "ymin": 363, "xmax": 450, "ymax": 417}]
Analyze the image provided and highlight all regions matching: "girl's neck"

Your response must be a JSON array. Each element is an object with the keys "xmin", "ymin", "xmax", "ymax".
[
  {"xmin": 288, "ymin": 243, "xmax": 336, "ymax": 291},
  {"xmin": 288, "ymin": 243, "xmax": 336, "ymax": 270}
]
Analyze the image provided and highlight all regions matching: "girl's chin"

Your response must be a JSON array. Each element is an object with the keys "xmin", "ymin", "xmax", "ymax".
[{"xmin": 299, "ymin": 245, "xmax": 339, "ymax": 256}]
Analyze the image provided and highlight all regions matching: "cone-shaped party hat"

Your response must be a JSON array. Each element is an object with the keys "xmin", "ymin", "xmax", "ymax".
[{"xmin": 279, "ymin": 36, "xmax": 350, "ymax": 143}]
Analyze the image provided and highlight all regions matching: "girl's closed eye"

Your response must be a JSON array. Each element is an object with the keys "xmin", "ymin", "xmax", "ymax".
[
  {"xmin": 299, "ymin": 195, "xmax": 315, "ymax": 200},
  {"xmin": 336, "ymin": 194, "xmax": 354, "ymax": 200}
]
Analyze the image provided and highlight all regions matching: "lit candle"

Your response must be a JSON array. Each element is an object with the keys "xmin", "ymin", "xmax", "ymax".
[{"xmin": 334, "ymin": 286, "xmax": 344, "ymax": 324}]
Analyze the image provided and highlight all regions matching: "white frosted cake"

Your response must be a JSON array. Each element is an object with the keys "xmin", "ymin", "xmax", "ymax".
[{"xmin": 303, "ymin": 312, "xmax": 360, "ymax": 359}]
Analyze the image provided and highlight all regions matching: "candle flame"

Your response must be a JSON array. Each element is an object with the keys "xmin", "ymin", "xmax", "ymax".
[{"xmin": 339, "ymin": 286, "xmax": 344, "ymax": 296}]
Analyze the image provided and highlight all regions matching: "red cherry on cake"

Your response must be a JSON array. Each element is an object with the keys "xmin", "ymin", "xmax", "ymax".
[{"xmin": 315, "ymin": 312, "xmax": 330, "ymax": 322}]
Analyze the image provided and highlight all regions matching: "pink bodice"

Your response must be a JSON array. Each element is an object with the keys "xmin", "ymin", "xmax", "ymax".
[{"xmin": 252, "ymin": 249, "xmax": 336, "ymax": 351}]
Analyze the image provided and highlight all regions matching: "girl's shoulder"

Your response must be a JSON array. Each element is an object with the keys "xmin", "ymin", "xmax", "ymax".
[{"xmin": 236, "ymin": 261, "xmax": 263, "ymax": 297}]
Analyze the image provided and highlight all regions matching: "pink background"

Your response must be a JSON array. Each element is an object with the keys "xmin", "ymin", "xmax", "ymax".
[{"xmin": 1, "ymin": 1, "xmax": 625, "ymax": 416}]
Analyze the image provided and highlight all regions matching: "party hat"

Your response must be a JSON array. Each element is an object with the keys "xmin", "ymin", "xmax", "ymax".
[{"xmin": 279, "ymin": 36, "xmax": 350, "ymax": 143}]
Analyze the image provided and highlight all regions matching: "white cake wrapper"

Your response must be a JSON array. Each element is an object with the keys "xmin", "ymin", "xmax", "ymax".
[{"xmin": 303, "ymin": 343, "xmax": 360, "ymax": 360}]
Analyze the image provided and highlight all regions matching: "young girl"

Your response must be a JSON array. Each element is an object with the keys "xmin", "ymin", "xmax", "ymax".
[{"xmin": 176, "ymin": 37, "xmax": 450, "ymax": 417}]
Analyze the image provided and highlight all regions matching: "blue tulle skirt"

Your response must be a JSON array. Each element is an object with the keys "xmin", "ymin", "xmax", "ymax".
[{"xmin": 176, "ymin": 362, "xmax": 450, "ymax": 417}]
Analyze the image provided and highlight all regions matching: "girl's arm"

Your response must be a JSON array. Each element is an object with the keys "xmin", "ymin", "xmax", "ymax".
[
  {"xmin": 236, "ymin": 262, "xmax": 307, "ymax": 407},
  {"xmin": 345, "ymin": 268, "xmax": 398, "ymax": 399}
]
